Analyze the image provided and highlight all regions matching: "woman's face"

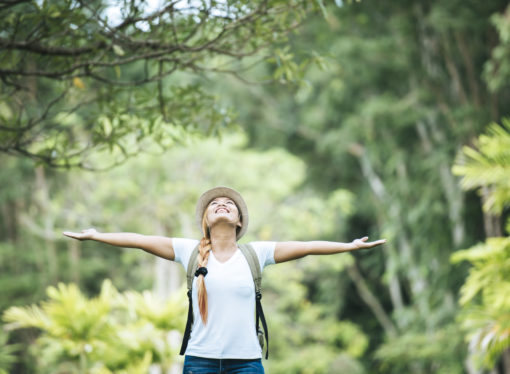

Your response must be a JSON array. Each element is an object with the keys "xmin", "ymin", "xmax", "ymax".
[{"xmin": 205, "ymin": 196, "xmax": 242, "ymax": 230}]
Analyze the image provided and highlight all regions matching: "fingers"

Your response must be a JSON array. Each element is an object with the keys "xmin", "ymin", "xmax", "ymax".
[
  {"xmin": 367, "ymin": 239, "xmax": 387, "ymax": 247},
  {"xmin": 356, "ymin": 237, "xmax": 387, "ymax": 249},
  {"xmin": 62, "ymin": 231, "xmax": 82, "ymax": 239},
  {"xmin": 62, "ymin": 228, "xmax": 95, "ymax": 239}
]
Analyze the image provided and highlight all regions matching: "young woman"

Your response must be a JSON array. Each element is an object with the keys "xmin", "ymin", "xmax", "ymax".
[{"xmin": 63, "ymin": 186, "xmax": 386, "ymax": 374}]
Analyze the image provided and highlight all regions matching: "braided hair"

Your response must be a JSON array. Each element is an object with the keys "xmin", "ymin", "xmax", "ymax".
[{"xmin": 196, "ymin": 214, "xmax": 212, "ymax": 323}]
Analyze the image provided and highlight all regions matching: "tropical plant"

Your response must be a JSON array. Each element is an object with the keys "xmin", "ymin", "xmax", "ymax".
[
  {"xmin": 453, "ymin": 118, "xmax": 510, "ymax": 216},
  {"xmin": 452, "ymin": 118, "xmax": 510, "ymax": 370},
  {"xmin": 451, "ymin": 238, "xmax": 510, "ymax": 369},
  {"xmin": 0, "ymin": 329, "xmax": 19, "ymax": 374},
  {"xmin": 2, "ymin": 279, "xmax": 186, "ymax": 373}
]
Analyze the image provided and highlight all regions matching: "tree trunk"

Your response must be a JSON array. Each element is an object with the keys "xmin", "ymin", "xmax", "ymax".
[
  {"xmin": 152, "ymin": 219, "xmax": 180, "ymax": 300},
  {"xmin": 454, "ymin": 31, "xmax": 481, "ymax": 108},
  {"xmin": 502, "ymin": 348, "xmax": 510, "ymax": 374},
  {"xmin": 68, "ymin": 238, "xmax": 80, "ymax": 284},
  {"xmin": 1, "ymin": 202, "xmax": 18, "ymax": 242},
  {"xmin": 34, "ymin": 166, "xmax": 58, "ymax": 283},
  {"xmin": 352, "ymin": 144, "xmax": 428, "ymax": 304},
  {"xmin": 381, "ymin": 241, "xmax": 405, "ymax": 312},
  {"xmin": 416, "ymin": 120, "xmax": 466, "ymax": 248},
  {"xmin": 346, "ymin": 263, "xmax": 397, "ymax": 337},
  {"xmin": 151, "ymin": 213, "xmax": 191, "ymax": 374},
  {"xmin": 480, "ymin": 186, "xmax": 502, "ymax": 238}
]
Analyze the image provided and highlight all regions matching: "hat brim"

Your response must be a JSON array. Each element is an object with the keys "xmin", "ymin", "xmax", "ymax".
[{"xmin": 195, "ymin": 186, "xmax": 249, "ymax": 240}]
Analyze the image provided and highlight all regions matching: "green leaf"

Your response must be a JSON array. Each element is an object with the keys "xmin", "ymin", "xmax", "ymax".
[{"xmin": 113, "ymin": 45, "xmax": 125, "ymax": 56}]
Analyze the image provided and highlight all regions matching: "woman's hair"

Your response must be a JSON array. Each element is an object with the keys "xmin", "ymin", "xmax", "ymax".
[{"xmin": 197, "ymin": 213, "xmax": 212, "ymax": 324}]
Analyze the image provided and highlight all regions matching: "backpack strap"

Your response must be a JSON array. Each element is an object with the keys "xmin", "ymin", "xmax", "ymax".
[
  {"xmin": 239, "ymin": 243, "xmax": 269, "ymax": 359},
  {"xmin": 238, "ymin": 243, "xmax": 261, "ymax": 293},
  {"xmin": 179, "ymin": 243, "xmax": 200, "ymax": 356},
  {"xmin": 186, "ymin": 244, "xmax": 201, "ymax": 291}
]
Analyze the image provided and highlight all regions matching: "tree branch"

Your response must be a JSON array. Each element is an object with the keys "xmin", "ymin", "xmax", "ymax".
[
  {"xmin": 0, "ymin": 38, "xmax": 107, "ymax": 56},
  {"xmin": 346, "ymin": 262, "xmax": 398, "ymax": 337}
]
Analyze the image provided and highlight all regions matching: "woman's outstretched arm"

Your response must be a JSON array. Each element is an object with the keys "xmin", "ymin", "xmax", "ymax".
[
  {"xmin": 62, "ymin": 228, "xmax": 175, "ymax": 260},
  {"xmin": 274, "ymin": 237, "xmax": 386, "ymax": 263}
]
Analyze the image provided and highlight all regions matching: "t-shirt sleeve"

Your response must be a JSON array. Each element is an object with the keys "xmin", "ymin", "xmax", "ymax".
[
  {"xmin": 249, "ymin": 241, "xmax": 276, "ymax": 272},
  {"xmin": 172, "ymin": 238, "xmax": 200, "ymax": 270}
]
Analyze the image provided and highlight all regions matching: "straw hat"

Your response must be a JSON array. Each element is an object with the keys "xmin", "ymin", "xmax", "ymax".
[{"xmin": 195, "ymin": 186, "xmax": 249, "ymax": 240}]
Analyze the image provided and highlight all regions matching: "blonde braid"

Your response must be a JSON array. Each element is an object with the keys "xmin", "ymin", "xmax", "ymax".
[{"xmin": 197, "ymin": 214, "xmax": 212, "ymax": 324}]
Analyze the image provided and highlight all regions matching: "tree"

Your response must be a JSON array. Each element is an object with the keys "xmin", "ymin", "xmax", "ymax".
[{"xmin": 0, "ymin": 0, "xmax": 314, "ymax": 168}]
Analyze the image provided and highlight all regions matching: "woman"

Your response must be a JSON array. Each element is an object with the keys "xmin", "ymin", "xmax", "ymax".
[{"xmin": 63, "ymin": 186, "xmax": 386, "ymax": 374}]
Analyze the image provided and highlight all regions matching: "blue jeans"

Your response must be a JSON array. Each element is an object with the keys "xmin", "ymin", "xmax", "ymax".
[{"xmin": 183, "ymin": 355, "xmax": 265, "ymax": 374}]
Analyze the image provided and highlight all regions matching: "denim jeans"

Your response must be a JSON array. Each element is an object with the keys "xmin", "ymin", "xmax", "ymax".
[{"xmin": 183, "ymin": 355, "xmax": 265, "ymax": 374}]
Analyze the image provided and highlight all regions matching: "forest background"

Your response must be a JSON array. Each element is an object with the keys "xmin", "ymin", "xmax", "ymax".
[{"xmin": 1, "ymin": 0, "xmax": 510, "ymax": 373}]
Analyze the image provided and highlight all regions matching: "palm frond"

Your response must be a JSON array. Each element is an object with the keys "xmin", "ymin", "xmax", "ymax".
[
  {"xmin": 451, "ymin": 235, "xmax": 510, "ymax": 369},
  {"xmin": 453, "ymin": 118, "xmax": 510, "ymax": 214}
]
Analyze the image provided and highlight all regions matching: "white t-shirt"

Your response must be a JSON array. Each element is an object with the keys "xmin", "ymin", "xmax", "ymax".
[{"xmin": 172, "ymin": 238, "xmax": 276, "ymax": 359}]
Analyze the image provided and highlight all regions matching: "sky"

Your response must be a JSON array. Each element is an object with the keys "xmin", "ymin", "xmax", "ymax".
[{"xmin": 105, "ymin": 0, "xmax": 165, "ymax": 28}]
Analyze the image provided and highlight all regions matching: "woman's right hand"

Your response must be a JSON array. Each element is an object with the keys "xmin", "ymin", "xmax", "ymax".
[{"xmin": 62, "ymin": 228, "xmax": 98, "ymax": 241}]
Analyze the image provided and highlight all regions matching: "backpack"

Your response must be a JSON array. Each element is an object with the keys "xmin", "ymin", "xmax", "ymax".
[{"xmin": 179, "ymin": 243, "xmax": 269, "ymax": 359}]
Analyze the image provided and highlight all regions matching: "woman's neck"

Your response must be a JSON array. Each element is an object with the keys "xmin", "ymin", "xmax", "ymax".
[{"xmin": 209, "ymin": 224, "xmax": 237, "ymax": 253}]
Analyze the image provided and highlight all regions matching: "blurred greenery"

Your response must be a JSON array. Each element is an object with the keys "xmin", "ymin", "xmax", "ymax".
[
  {"xmin": 452, "ymin": 119, "xmax": 510, "ymax": 370},
  {"xmin": 1, "ymin": 0, "xmax": 510, "ymax": 373},
  {"xmin": 0, "ymin": 329, "xmax": 19, "ymax": 374}
]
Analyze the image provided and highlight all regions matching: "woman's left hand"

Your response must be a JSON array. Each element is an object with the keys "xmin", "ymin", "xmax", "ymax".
[{"xmin": 352, "ymin": 236, "xmax": 386, "ymax": 250}]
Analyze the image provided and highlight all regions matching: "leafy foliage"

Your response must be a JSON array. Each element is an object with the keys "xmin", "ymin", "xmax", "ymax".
[
  {"xmin": 484, "ymin": 5, "xmax": 510, "ymax": 92},
  {"xmin": 452, "ymin": 119, "xmax": 510, "ymax": 369},
  {"xmin": 375, "ymin": 325, "xmax": 465, "ymax": 374},
  {"xmin": 0, "ymin": 0, "xmax": 316, "ymax": 168},
  {"xmin": 0, "ymin": 132, "xmax": 361, "ymax": 372},
  {"xmin": 2, "ymin": 0, "xmax": 510, "ymax": 372},
  {"xmin": 453, "ymin": 118, "xmax": 510, "ymax": 214},
  {"xmin": 451, "ymin": 238, "xmax": 510, "ymax": 369},
  {"xmin": 216, "ymin": 1, "xmax": 510, "ymax": 371},
  {"xmin": 2, "ymin": 279, "xmax": 186, "ymax": 373},
  {"xmin": 264, "ymin": 256, "xmax": 369, "ymax": 374},
  {"xmin": 0, "ymin": 330, "xmax": 19, "ymax": 374}
]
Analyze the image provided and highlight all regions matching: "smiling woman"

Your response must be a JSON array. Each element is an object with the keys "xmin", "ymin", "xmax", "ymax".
[{"xmin": 63, "ymin": 186, "xmax": 386, "ymax": 374}]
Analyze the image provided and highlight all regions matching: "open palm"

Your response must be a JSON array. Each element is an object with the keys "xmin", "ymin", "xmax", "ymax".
[
  {"xmin": 352, "ymin": 236, "xmax": 386, "ymax": 250},
  {"xmin": 62, "ymin": 228, "xmax": 98, "ymax": 241}
]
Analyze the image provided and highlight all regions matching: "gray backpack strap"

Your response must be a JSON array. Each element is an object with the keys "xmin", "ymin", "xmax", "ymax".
[
  {"xmin": 180, "ymin": 243, "xmax": 200, "ymax": 356},
  {"xmin": 238, "ymin": 243, "xmax": 269, "ymax": 359},
  {"xmin": 238, "ymin": 243, "xmax": 261, "ymax": 293},
  {"xmin": 186, "ymin": 244, "xmax": 201, "ymax": 290}
]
